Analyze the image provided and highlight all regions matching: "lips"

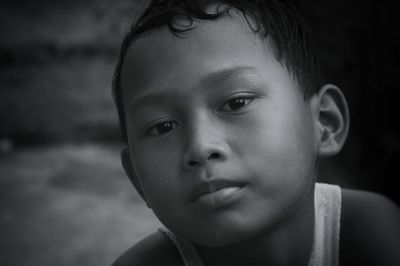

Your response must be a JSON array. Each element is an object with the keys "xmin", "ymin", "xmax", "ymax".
[{"xmin": 189, "ymin": 179, "xmax": 245, "ymax": 203}]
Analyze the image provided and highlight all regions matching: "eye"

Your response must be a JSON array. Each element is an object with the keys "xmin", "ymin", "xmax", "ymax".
[
  {"xmin": 147, "ymin": 120, "xmax": 178, "ymax": 136},
  {"xmin": 220, "ymin": 96, "xmax": 254, "ymax": 112}
]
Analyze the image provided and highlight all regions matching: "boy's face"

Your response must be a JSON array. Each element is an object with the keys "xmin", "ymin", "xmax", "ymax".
[{"xmin": 121, "ymin": 11, "xmax": 319, "ymax": 246}]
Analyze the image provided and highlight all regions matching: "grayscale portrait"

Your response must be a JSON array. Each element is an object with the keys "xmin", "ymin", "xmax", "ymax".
[{"xmin": 1, "ymin": 1, "xmax": 399, "ymax": 265}]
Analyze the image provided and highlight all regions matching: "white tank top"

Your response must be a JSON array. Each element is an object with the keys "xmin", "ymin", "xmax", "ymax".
[{"xmin": 160, "ymin": 182, "xmax": 342, "ymax": 266}]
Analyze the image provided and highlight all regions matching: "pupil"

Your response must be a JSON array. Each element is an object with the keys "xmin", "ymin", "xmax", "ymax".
[
  {"xmin": 229, "ymin": 98, "xmax": 245, "ymax": 110},
  {"xmin": 157, "ymin": 122, "xmax": 173, "ymax": 134}
]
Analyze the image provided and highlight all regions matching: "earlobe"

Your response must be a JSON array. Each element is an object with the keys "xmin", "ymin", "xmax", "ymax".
[
  {"xmin": 121, "ymin": 146, "xmax": 150, "ymax": 207},
  {"xmin": 315, "ymin": 84, "xmax": 350, "ymax": 157}
]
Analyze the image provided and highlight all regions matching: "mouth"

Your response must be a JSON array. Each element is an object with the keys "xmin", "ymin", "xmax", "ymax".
[{"xmin": 189, "ymin": 179, "xmax": 245, "ymax": 206}]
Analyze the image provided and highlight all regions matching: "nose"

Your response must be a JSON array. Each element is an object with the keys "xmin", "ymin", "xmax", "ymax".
[{"xmin": 182, "ymin": 117, "xmax": 229, "ymax": 170}]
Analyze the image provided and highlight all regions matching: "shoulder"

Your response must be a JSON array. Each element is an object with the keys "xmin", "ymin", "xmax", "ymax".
[
  {"xmin": 340, "ymin": 188, "xmax": 400, "ymax": 266},
  {"xmin": 112, "ymin": 230, "xmax": 184, "ymax": 266}
]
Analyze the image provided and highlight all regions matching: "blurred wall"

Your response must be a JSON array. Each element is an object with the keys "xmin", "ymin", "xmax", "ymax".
[
  {"xmin": 0, "ymin": 0, "xmax": 148, "ymax": 143},
  {"xmin": 1, "ymin": 0, "xmax": 399, "ymax": 203}
]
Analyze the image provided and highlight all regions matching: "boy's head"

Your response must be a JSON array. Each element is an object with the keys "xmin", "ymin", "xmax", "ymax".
[
  {"xmin": 113, "ymin": 0, "xmax": 322, "ymax": 142},
  {"xmin": 114, "ymin": 0, "xmax": 349, "ymax": 246}
]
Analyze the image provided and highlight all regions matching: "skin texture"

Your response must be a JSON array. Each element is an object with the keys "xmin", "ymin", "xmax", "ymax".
[{"xmin": 114, "ymin": 9, "xmax": 400, "ymax": 266}]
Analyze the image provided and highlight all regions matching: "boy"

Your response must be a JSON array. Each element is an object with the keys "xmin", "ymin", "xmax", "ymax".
[{"xmin": 111, "ymin": 0, "xmax": 400, "ymax": 265}]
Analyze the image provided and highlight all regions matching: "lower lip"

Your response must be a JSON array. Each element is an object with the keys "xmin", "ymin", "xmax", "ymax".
[{"xmin": 194, "ymin": 186, "xmax": 243, "ymax": 208}]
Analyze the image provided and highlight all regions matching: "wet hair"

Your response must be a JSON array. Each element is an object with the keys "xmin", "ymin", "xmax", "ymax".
[{"xmin": 112, "ymin": 0, "xmax": 321, "ymax": 142}]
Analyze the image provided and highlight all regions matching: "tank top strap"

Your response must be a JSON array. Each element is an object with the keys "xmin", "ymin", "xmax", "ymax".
[
  {"xmin": 308, "ymin": 182, "xmax": 342, "ymax": 266},
  {"xmin": 159, "ymin": 228, "xmax": 206, "ymax": 266}
]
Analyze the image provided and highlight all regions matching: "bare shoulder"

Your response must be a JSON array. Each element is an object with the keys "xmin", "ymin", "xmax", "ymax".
[
  {"xmin": 341, "ymin": 188, "xmax": 400, "ymax": 266},
  {"xmin": 111, "ymin": 230, "xmax": 184, "ymax": 266}
]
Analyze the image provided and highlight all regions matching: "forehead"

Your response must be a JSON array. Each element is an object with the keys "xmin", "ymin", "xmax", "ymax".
[{"xmin": 120, "ymin": 10, "xmax": 293, "ymax": 108}]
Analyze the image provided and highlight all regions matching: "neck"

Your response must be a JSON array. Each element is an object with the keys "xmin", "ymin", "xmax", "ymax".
[{"xmin": 195, "ymin": 185, "xmax": 315, "ymax": 266}]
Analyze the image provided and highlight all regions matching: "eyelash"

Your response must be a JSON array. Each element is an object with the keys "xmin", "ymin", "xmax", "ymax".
[
  {"xmin": 146, "ymin": 120, "xmax": 179, "ymax": 137},
  {"xmin": 219, "ymin": 95, "xmax": 255, "ymax": 112}
]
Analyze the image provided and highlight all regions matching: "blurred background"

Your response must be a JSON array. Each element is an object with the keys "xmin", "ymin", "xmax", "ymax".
[{"xmin": 0, "ymin": 0, "xmax": 399, "ymax": 265}]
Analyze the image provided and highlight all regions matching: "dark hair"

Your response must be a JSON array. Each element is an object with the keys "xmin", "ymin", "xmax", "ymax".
[{"xmin": 112, "ymin": 0, "xmax": 321, "ymax": 142}]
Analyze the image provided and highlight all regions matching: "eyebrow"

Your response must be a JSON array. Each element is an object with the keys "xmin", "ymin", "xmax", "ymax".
[
  {"xmin": 129, "ymin": 65, "xmax": 258, "ymax": 111},
  {"xmin": 199, "ymin": 65, "xmax": 258, "ymax": 85}
]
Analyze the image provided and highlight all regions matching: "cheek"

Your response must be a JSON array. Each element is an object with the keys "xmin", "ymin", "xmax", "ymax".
[
  {"xmin": 241, "ymin": 105, "xmax": 317, "ymax": 189},
  {"xmin": 131, "ymin": 146, "xmax": 194, "ymax": 234},
  {"xmin": 132, "ymin": 145, "xmax": 181, "ymax": 200}
]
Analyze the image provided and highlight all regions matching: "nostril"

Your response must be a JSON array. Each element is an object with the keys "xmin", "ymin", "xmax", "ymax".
[
  {"xmin": 185, "ymin": 151, "xmax": 224, "ymax": 168},
  {"xmin": 186, "ymin": 153, "xmax": 220, "ymax": 167},
  {"xmin": 188, "ymin": 160, "xmax": 198, "ymax": 166},
  {"xmin": 208, "ymin": 153, "xmax": 220, "ymax": 160}
]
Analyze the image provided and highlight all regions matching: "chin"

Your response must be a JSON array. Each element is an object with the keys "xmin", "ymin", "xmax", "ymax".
[{"xmin": 186, "ymin": 220, "xmax": 269, "ymax": 247}]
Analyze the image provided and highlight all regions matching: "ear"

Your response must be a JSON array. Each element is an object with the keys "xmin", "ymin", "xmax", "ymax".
[
  {"xmin": 121, "ymin": 146, "xmax": 150, "ymax": 207},
  {"xmin": 313, "ymin": 84, "xmax": 350, "ymax": 157}
]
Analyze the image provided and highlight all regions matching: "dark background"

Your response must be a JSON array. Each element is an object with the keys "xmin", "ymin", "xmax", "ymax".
[{"xmin": 1, "ymin": 0, "xmax": 399, "ymax": 265}]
